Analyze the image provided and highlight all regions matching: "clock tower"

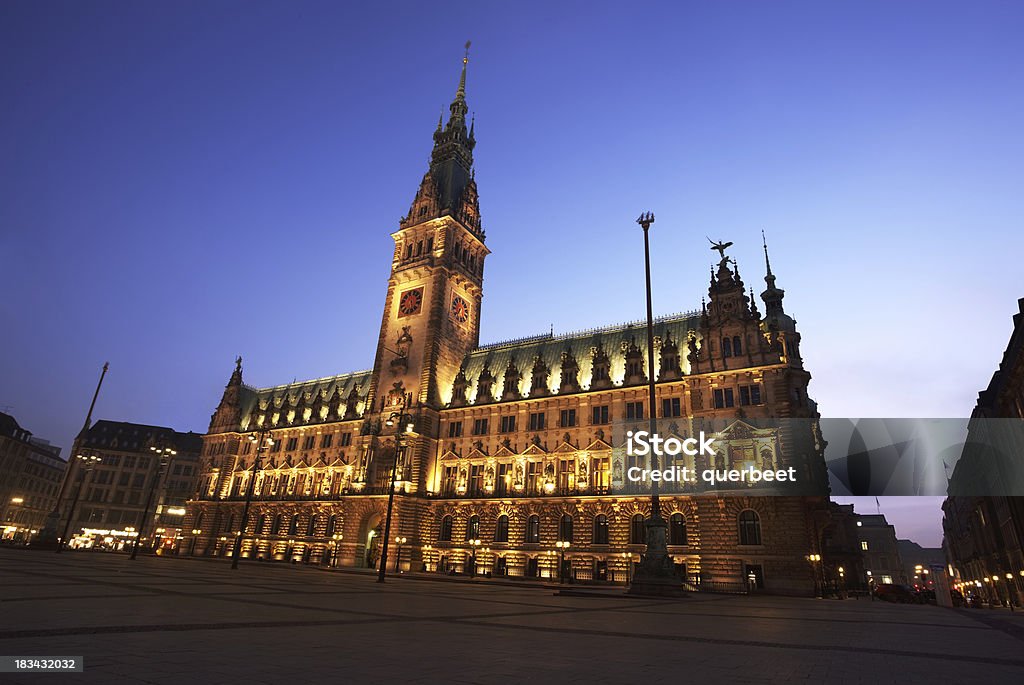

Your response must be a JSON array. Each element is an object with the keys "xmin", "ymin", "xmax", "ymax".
[{"xmin": 365, "ymin": 47, "xmax": 487, "ymax": 475}]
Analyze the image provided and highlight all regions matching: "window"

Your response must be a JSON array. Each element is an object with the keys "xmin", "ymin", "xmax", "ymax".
[
  {"xmin": 625, "ymin": 402, "xmax": 644, "ymax": 421},
  {"xmin": 448, "ymin": 422, "xmax": 463, "ymax": 438},
  {"xmin": 133, "ymin": 474, "xmax": 145, "ymax": 488},
  {"xmin": 593, "ymin": 514, "xmax": 609, "ymax": 544},
  {"xmin": 466, "ymin": 515, "xmax": 481, "ymax": 540},
  {"xmin": 288, "ymin": 515, "xmax": 298, "ymax": 536},
  {"xmin": 662, "ymin": 397, "xmax": 681, "ymax": 417},
  {"xmin": 739, "ymin": 385, "xmax": 763, "ymax": 406},
  {"xmin": 500, "ymin": 415, "xmax": 516, "ymax": 433},
  {"xmin": 320, "ymin": 434, "xmax": 333, "ymax": 448},
  {"xmin": 286, "ymin": 437, "xmax": 298, "ymax": 451},
  {"xmin": 733, "ymin": 336, "xmax": 742, "ymax": 356},
  {"xmin": 340, "ymin": 432, "xmax": 352, "ymax": 447},
  {"xmin": 270, "ymin": 440, "xmax": 282, "ymax": 453},
  {"xmin": 559, "ymin": 409, "xmax": 577, "ymax": 427},
  {"xmin": 472, "ymin": 418, "xmax": 489, "ymax": 435},
  {"xmin": 722, "ymin": 337, "xmax": 733, "ymax": 358},
  {"xmin": 861, "ymin": 540, "xmax": 869, "ymax": 551},
  {"xmin": 630, "ymin": 514, "xmax": 646, "ymax": 544},
  {"xmin": 495, "ymin": 515, "xmax": 509, "ymax": 543},
  {"xmin": 326, "ymin": 515, "xmax": 338, "ymax": 537},
  {"xmin": 713, "ymin": 388, "xmax": 735, "ymax": 409},
  {"xmin": 738, "ymin": 510, "xmax": 762, "ymax": 546},
  {"xmin": 528, "ymin": 412, "xmax": 545, "ymax": 431},
  {"xmin": 526, "ymin": 515, "xmax": 541, "ymax": 543},
  {"xmin": 439, "ymin": 515, "xmax": 453, "ymax": 541},
  {"xmin": 558, "ymin": 514, "xmax": 573, "ymax": 542},
  {"xmin": 592, "ymin": 405, "xmax": 610, "ymax": 425},
  {"xmin": 271, "ymin": 515, "xmax": 283, "ymax": 535},
  {"xmin": 302, "ymin": 436, "xmax": 315, "ymax": 450},
  {"xmin": 669, "ymin": 513, "xmax": 688, "ymax": 545},
  {"xmin": 306, "ymin": 514, "xmax": 318, "ymax": 537}
]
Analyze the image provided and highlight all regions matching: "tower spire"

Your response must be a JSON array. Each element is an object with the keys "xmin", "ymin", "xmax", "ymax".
[
  {"xmin": 456, "ymin": 40, "xmax": 470, "ymax": 101},
  {"xmin": 762, "ymin": 229, "xmax": 776, "ymax": 288}
]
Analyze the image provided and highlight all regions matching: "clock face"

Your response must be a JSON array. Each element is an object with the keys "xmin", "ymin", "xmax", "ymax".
[
  {"xmin": 450, "ymin": 294, "xmax": 470, "ymax": 323},
  {"xmin": 398, "ymin": 288, "xmax": 423, "ymax": 317}
]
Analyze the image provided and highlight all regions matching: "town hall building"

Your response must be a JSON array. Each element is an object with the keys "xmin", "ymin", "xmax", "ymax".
[{"xmin": 186, "ymin": 51, "xmax": 832, "ymax": 595}]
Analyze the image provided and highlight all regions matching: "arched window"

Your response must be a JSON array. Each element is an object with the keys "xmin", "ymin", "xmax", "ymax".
[
  {"xmin": 257, "ymin": 514, "xmax": 266, "ymax": 534},
  {"xmin": 558, "ymin": 514, "xmax": 573, "ymax": 543},
  {"xmin": 439, "ymin": 515, "xmax": 453, "ymax": 541},
  {"xmin": 466, "ymin": 515, "xmax": 481, "ymax": 540},
  {"xmin": 630, "ymin": 514, "xmax": 646, "ymax": 544},
  {"xmin": 593, "ymin": 514, "xmax": 609, "ymax": 545},
  {"xmin": 271, "ymin": 514, "xmax": 283, "ymax": 535},
  {"xmin": 225, "ymin": 514, "xmax": 235, "ymax": 535},
  {"xmin": 306, "ymin": 514, "xmax": 318, "ymax": 537},
  {"xmin": 669, "ymin": 513, "xmax": 688, "ymax": 546},
  {"xmin": 326, "ymin": 514, "xmax": 338, "ymax": 537},
  {"xmin": 195, "ymin": 512, "xmax": 204, "ymax": 531},
  {"xmin": 722, "ymin": 337, "xmax": 733, "ymax": 358},
  {"xmin": 526, "ymin": 515, "xmax": 540, "ymax": 544},
  {"xmin": 738, "ymin": 510, "xmax": 762, "ymax": 546},
  {"xmin": 495, "ymin": 515, "xmax": 509, "ymax": 543},
  {"xmin": 288, "ymin": 515, "xmax": 298, "ymax": 536},
  {"xmin": 732, "ymin": 335, "xmax": 742, "ymax": 356}
]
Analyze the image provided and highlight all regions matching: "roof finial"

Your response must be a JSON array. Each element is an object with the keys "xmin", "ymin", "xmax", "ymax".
[
  {"xmin": 457, "ymin": 40, "xmax": 471, "ymax": 100},
  {"xmin": 762, "ymin": 229, "xmax": 776, "ymax": 284}
]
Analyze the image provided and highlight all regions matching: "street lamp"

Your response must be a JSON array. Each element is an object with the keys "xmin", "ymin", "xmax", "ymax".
[
  {"xmin": 627, "ymin": 211, "xmax": 678, "ymax": 597},
  {"xmin": 424, "ymin": 544, "xmax": 433, "ymax": 573},
  {"xmin": 468, "ymin": 538, "xmax": 482, "ymax": 577},
  {"xmin": 331, "ymin": 533, "xmax": 343, "ymax": 567},
  {"xmin": 807, "ymin": 553, "xmax": 823, "ymax": 598},
  {"xmin": 556, "ymin": 540, "xmax": 570, "ymax": 584},
  {"xmin": 394, "ymin": 536, "xmax": 407, "ymax": 572},
  {"xmin": 232, "ymin": 426, "xmax": 273, "ymax": 569},
  {"xmin": 130, "ymin": 445, "xmax": 176, "ymax": 560},
  {"xmin": 377, "ymin": 394, "xmax": 413, "ymax": 583},
  {"xmin": 57, "ymin": 451, "xmax": 102, "ymax": 552},
  {"xmin": 190, "ymin": 529, "xmax": 201, "ymax": 556}
]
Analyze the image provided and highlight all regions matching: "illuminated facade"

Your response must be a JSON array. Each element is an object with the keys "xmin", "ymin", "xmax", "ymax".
[
  {"xmin": 187, "ymin": 52, "xmax": 831, "ymax": 594},
  {"xmin": 0, "ymin": 412, "xmax": 65, "ymax": 543}
]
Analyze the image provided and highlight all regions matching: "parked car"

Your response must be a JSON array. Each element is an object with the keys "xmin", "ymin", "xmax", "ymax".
[{"xmin": 874, "ymin": 583, "xmax": 917, "ymax": 603}]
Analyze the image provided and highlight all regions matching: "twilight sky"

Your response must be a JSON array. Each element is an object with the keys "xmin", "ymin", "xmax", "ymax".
[{"xmin": 2, "ymin": 1, "xmax": 1022, "ymax": 547}]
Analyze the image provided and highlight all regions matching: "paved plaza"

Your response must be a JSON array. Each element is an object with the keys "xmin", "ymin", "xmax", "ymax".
[{"xmin": 1, "ymin": 548, "xmax": 1023, "ymax": 684}]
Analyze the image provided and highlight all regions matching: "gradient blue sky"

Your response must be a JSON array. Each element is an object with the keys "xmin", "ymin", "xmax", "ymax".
[{"xmin": 2, "ymin": 1, "xmax": 1022, "ymax": 546}]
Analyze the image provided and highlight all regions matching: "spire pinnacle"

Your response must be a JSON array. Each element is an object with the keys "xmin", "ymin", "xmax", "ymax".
[
  {"xmin": 457, "ymin": 40, "xmax": 470, "ymax": 101},
  {"xmin": 762, "ymin": 229, "xmax": 776, "ymax": 286}
]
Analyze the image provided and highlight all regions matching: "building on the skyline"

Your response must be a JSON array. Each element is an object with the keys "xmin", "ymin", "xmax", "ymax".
[
  {"xmin": 897, "ymin": 539, "xmax": 945, "ymax": 589},
  {"xmin": 186, "ymin": 51, "xmax": 836, "ymax": 595},
  {"xmin": 0, "ymin": 412, "xmax": 66, "ymax": 543},
  {"xmin": 856, "ymin": 514, "xmax": 907, "ymax": 586},
  {"xmin": 943, "ymin": 297, "xmax": 1024, "ymax": 608},
  {"xmin": 56, "ymin": 420, "xmax": 202, "ymax": 552}
]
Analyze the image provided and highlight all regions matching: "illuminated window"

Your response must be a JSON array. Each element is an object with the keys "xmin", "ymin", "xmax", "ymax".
[
  {"xmin": 738, "ymin": 510, "xmax": 762, "ymax": 546},
  {"xmin": 861, "ymin": 541, "xmax": 869, "ymax": 551},
  {"xmin": 466, "ymin": 515, "xmax": 480, "ymax": 540},
  {"xmin": 526, "ymin": 515, "xmax": 540, "ymax": 544},
  {"xmin": 593, "ymin": 515, "xmax": 609, "ymax": 544}
]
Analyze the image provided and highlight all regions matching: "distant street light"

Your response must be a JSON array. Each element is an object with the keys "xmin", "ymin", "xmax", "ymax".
[
  {"xmin": 232, "ymin": 426, "xmax": 274, "ymax": 570},
  {"xmin": 57, "ymin": 452, "xmax": 102, "ymax": 552},
  {"xmin": 130, "ymin": 445, "xmax": 175, "ymax": 560}
]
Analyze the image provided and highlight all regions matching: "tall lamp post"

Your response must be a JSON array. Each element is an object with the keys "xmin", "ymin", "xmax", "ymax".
[
  {"xmin": 468, "ymin": 538, "xmax": 481, "ymax": 577},
  {"xmin": 628, "ymin": 211, "xmax": 681, "ymax": 597},
  {"xmin": 130, "ymin": 445, "xmax": 175, "ymax": 560},
  {"xmin": 807, "ymin": 553, "xmax": 823, "ymax": 598},
  {"xmin": 377, "ymin": 394, "xmax": 413, "ymax": 583},
  {"xmin": 394, "ymin": 536, "xmax": 407, "ymax": 572},
  {"xmin": 232, "ymin": 425, "xmax": 273, "ymax": 570},
  {"xmin": 58, "ymin": 452, "xmax": 102, "ymax": 551},
  {"xmin": 331, "ymin": 533, "xmax": 343, "ymax": 567},
  {"xmin": 556, "ymin": 540, "xmax": 570, "ymax": 584}
]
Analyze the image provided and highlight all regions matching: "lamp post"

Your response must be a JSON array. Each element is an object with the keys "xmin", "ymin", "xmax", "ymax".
[
  {"xmin": 130, "ymin": 445, "xmax": 175, "ymax": 560},
  {"xmin": 232, "ymin": 426, "xmax": 273, "ymax": 569},
  {"xmin": 468, "ymin": 538, "xmax": 481, "ymax": 577},
  {"xmin": 556, "ymin": 540, "xmax": 570, "ymax": 584},
  {"xmin": 627, "ymin": 212, "xmax": 680, "ymax": 597},
  {"xmin": 394, "ymin": 536, "xmax": 407, "ymax": 572},
  {"xmin": 58, "ymin": 452, "xmax": 102, "ymax": 552},
  {"xmin": 807, "ymin": 553, "xmax": 823, "ymax": 598},
  {"xmin": 190, "ymin": 529, "xmax": 201, "ymax": 556},
  {"xmin": 423, "ymin": 544, "xmax": 433, "ymax": 573},
  {"xmin": 330, "ymin": 533, "xmax": 343, "ymax": 567},
  {"xmin": 377, "ymin": 394, "xmax": 413, "ymax": 583}
]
